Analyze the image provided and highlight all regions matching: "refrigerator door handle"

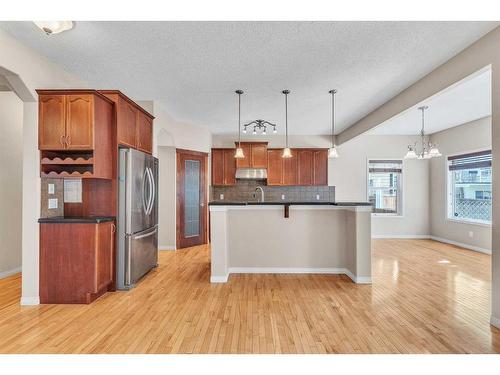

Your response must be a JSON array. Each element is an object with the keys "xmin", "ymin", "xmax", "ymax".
[
  {"xmin": 147, "ymin": 167, "xmax": 156, "ymax": 216},
  {"xmin": 142, "ymin": 169, "xmax": 149, "ymax": 215},
  {"xmin": 133, "ymin": 226, "xmax": 158, "ymax": 240}
]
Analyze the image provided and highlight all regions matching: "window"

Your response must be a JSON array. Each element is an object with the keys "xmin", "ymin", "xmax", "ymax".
[
  {"xmin": 368, "ymin": 160, "xmax": 402, "ymax": 215},
  {"xmin": 447, "ymin": 150, "xmax": 492, "ymax": 224}
]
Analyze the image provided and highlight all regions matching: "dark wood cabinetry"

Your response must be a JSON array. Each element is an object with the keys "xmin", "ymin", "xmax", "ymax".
[
  {"xmin": 39, "ymin": 220, "xmax": 115, "ymax": 304},
  {"xmin": 37, "ymin": 90, "xmax": 114, "ymax": 179},
  {"xmin": 267, "ymin": 149, "xmax": 284, "ymax": 185},
  {"xmin": 212, "ymin": 148, "xmax": 236, "ymax": 186},
  {"xmin": 235, "ymin": 142, "xmax": 268, "ymax": 169},
  {"xmin": 100, "ymin": 90, "xmax": 155, "ymax": 154},
  {"xmin": 313, "ymin": 149, "xmax": 328, "ymax": 185},
  {"xmin": 297, "ymin": 149, "xmax": 313, "ymax": 185}
]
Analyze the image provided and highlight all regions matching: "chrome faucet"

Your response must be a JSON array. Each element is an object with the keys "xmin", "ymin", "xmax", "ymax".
[{"xmin": 255, "ymin": 186, "xmax": 265, "ymax": 202}]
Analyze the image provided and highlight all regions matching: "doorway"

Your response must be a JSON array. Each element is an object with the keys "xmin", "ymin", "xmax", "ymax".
[{"xmin": 176, "ymin": 149, "xmax": 208, "ymax": 249}]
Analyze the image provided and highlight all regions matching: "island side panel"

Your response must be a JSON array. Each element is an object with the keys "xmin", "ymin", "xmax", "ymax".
[
  {"xmin": 355, "ymin": 209, "xmax": 372, "ymax": 283},
  {"xmin": 209, "ymin": 207, "xmax": 229, "ymax": 282}
]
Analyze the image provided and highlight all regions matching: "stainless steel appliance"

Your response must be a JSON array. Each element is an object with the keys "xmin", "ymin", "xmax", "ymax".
[{"xmin": 117, "ymin": 148, "xmax": 159, "ymax": 289}]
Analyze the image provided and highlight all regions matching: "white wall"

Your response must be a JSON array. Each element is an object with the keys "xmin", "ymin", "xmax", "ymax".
[
  {"xmin": 0, "ymin": 91, "xmax": 23, "ymax": 278},
  {"xmin": 158, "ymin": 146, "xmax": 176, "ymax": 249},
  {"xmin": 330, "ymin": 135, "xmax": 430, "ymax": 237},
  {"xmin": 429, "ymin": 117, "xmax": 492, "ymax": 251}
]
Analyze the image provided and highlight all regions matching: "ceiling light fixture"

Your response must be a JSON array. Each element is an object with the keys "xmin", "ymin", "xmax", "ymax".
[
  {"xmin": 243, "ymin": 119, "xmax": 277, "ymax": 135},
  {"xmin": 282, "ymin": 90, "xmax": 292, "ymax": 158},
  {"xmin": 404, "ymin": 106, "xmax": 442, "ymax": 160},
  {"xmin": 34, "ymin": 21, "xmax": 74, "ymax": 35},
  {"xmin": 328, "ymin": 89, "xmax": 339, "ymax": 158},
  {"xmin": 235, "ymin": 90, "xmax": 245, "ymax": 159}
]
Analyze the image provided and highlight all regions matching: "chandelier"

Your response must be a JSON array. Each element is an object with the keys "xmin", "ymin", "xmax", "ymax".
[
  {"xmin": 242, "ymin": 119, "xmax": 277, "ymax": 135},
  {"xmin": 404, "ymin": 106, "xmax": 441, "ymax": 160}
]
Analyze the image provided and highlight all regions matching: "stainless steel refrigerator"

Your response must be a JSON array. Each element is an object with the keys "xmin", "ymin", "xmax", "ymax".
[{"xmin": 117, "ymin": 148, "xmax": 159, "ymax": 290}]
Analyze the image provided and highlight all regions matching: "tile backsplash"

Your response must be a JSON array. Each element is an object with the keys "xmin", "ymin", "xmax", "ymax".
[
  {"xmin": 40, "ymin": 178, "xmax": 64, "ymax": 217},
  {"xmin": 210, "ymin": 180, "xmax": 335, "ymax": 202}
]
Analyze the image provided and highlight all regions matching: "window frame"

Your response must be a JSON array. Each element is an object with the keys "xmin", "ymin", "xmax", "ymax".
[
  {"xmin": 446, "ymin": 148, "xmax": 492, "ymax": 227},
  {"xmin": 366, "ymin": 158, "xmax": 404, "ymax": 217}
]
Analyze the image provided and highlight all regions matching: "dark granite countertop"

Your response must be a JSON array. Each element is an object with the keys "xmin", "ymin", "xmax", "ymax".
[
  {"xmin": 38, "ymin": 216, "xmax": 116, "ymax": 224},
  {"xmin": 209, "ymin": 201, "xmax": 372, "ymax": 206}
]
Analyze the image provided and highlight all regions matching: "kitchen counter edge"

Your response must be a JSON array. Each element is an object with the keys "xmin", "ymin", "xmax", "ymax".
[{"xmin": 38, "ymin": 216, "xmax": 116, "ymax": 224}]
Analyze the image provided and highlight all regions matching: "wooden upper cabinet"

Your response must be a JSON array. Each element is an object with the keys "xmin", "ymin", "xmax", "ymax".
[
  {"xmin": 251, "ymin": 144, "xmax": 268, "ymax": 168},
  {"xmin": 119, "ymin": 100, "xmax": 138, "ymax": 148},
  {"xmin": 65, "ymin": 94, "xmax": 94, "ymax": 150},
  {"xmin": 267, "ymin": 149, "xmax": 283, "ymax": 185},
  {"xmin": 223, "ymin": 149, "xmax": 236, "ymax": 185},
  {"xmin": 313, "ymin": 149, "xmax": 328, "ymax": 186},
  {"xmin": 283, "ymin": 152, "xmax": 298, "ymax": 185},
  {"xmin": 297, "ymin": 149, "xmax": 314, "ymax": 185},
  {"xmin": 236, "ymin": 143, "xmax": 252, "ymax": 168},
  {"xmin": 136, "ymin": 111, "xmax": 153, "ymax": 154},
  {"xmin": 39, "ymin": 95, "xmax": 66, "ymax": 150},
  {"xmin": 211, "ymin": 149, "xmax": 225, "ymax": 186}
]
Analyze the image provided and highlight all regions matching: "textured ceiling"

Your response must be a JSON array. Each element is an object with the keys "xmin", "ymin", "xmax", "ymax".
[
  {"xmin": 0, "ymin": 21, "xmax": 497, "ymax": 135},
  {"xmin": 369, "ymin": 68, "xmax": 491, "ymax": 135}
]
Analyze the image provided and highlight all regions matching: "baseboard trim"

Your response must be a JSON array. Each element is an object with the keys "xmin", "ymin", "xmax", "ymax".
[
  {"xmin": 0, "ymin": 267, "xmax": 21, "ymax": 279},
  {"xmin": 490, "ymin": 315, "xmax": 500, "ymax": 329},
  {"xmin": 159, "ymin": 245, "xmax": 176, "ymax": 251},
  {"xmin": 371, "ymin": 234, "xmax": 431, "ymax": 239},
  {"xmin": 343, "ymin": 269, "xmax": 372, "ymax": 284},
  {"xmin": 20, "ymin": 296, "xmax": 40, "ymax": 306},
  {"xmin": 210, "ymin": 275, "xmax": 229, "ymax": 283},
  {"xmin": 430, "ymin": 236, "xmax": 491, "ymax": 255}
]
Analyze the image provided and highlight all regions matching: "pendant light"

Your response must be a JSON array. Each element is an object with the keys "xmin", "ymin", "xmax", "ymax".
[
  {"xmin": 282, "ymin": 90, "xmax": 292, "ymax": 158},
  {"xmin": 234, "ymin": 90, "xmax": 245, "ymax": 159},
  {"xmin": 404, "ymin": 106, "xmax": 441, "ymax": 160},
  {"xmin": 328, "ymin": 89, "xmax": 339, "ymax": 158}
]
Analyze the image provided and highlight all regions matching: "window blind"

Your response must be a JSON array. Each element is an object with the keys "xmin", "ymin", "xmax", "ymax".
[
  {"xmin": 448, "ymin": 150, "xmax": 491, "ymax": 171},
  {"xmin": 368, "ymin": 160, "xmax": 403, "ymax": 173}
]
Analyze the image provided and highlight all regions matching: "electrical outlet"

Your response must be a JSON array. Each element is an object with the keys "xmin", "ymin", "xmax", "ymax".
[
  {"xmin": 281, "ymin": 194, "xmax": 285, "ymax": 200},
  {"xmin": 48, "ymin": 198, "xmax": 58, "ymax": 209},
  {"xmin": 219, "ymin": 193, "xmax": 224, "ymax": 200},
  {"xmin": 468, "ymin": 231, "xmax": 474, "ymax": 238},
  {"xmin": 48, "ymin": 183, "xmax": 55, "ymax": 195},
  {"xmin": 316, "ymin": 194, "xmax": 320, "ymax": 200}
]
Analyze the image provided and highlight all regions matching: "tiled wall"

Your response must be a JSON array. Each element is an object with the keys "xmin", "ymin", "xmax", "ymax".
[
  {"xmin": 40, "ymin": 178, "xmax": 64, "ymax": 217},
  {"xmin": 210, "ymin": 180, "xmax": 335, "ymax": 202}
]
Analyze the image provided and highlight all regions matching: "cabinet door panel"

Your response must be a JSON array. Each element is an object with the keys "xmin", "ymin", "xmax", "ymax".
[
  {"xmin": 66, "ymin": 94, "xmax": 94, "ymax": 150},
  {"xmin": 313, "ymin": 150, "xmax": 328, "ymax": 185},
  {"xmin": 297, "ymin": 150, "xmax": 313, "ymax": 185},
  {"xmin": 96, "ymin": 222, "xmax": 113, "ymax": 292},
  {"xmin": 223, "ymin": 149, "xmax": 236, "ymax": 185},
  {"xmin": 283, "ymin": 152, "xmax": 298, "ymax": 185},
  {"xmin": 118, "ymin": 100, "xmax": 138, "ymax": 147},
  {"xmin": 39, "ymin": 95, "xmax": 66, "ymax": 150},
  {"xmin": 251, "ymin": 144, "xmax": 268, "ymax": 168},
  {"xmin": 267, "ymin": 149, "xmax": 283, "ymax": 185},
  {"xmin": 236, "ymin": 143, "xmax": 252, "ymax": 168},
  {"xmin": 211, "ymin": 149, "xmax": 225, "ymax": 186},
  {"xmin": 136, "ymin": 112, "xmax": 153, "ymax": 154}
]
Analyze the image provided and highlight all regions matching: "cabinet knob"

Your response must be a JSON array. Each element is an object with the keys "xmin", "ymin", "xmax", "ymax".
[{"xmin": 60, "ymin": 135, "xmax": 65, "ymax": 146}]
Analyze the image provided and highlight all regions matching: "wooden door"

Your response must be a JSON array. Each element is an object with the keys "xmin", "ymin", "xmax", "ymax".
[
  {"xmin": 297, "ymin": 150, "xmax": 313, "ymax": 185},
  {"xmin": 251, "ymin": 144, "xmax": 268, "ymax": 168},
  {"xmin": 177, "ymin": 150, "xmax": 208, "ymax": 249},
  {"xmin": 223, "ymin": 149, "xmax": 237, "ymax": 185},
  {"xmin": 211, "ymin": 149, "xmax": 225, "ymax": 185},
  {"xmin": 267, "ymin": 149, "xmax": 283, "ymax": 185},
  {"xmin": 236, "ymin": 143, "xmax": 252, "ymax": 168},
  {"xmin": 65, "ymin": 94, "xmax": 94, "ymax": 150},
  {"xmin": 118, "ymin": 100, "xmax": 138, "ymax": 148},
  {"xmin": 136, "ymin": 111, "xmax": 153, "ymax": 154},
  {"xmin": 283, "ymin": 152, "xmax": 298, "ymax": 185},
  {"xmin": 39, "ymin": 95, "xmax": 66, "ymax": 150},
  {"xmin": 313, "ymin": 150, "xmax": 328, "ymax": 185}
]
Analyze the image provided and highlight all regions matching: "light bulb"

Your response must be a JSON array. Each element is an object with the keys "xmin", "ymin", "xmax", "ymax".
[
  {"xmin": 235, "ymin": 147, "xmax": 245, "ymax": 159},
  {"xmin": 243, "ymin": 128, "xmax": 246, "ymax": 134},
  {"xmin": 328, "ymin": 146, "xmax": 339, "ymax": 158},
  {"xmin": 263, "ymin": 130, "xmax": 267, "ymax": 135},
  {"xmin": 273, "ymin": 128, "xmax": 277, "ymax": 134},
  {"xmin": 282, "ymin": 147, "xmax": 292, "ymax": 158},
  {"xmin": 252, "ymin": 129, "xmax": 257, "ymax": 135}
]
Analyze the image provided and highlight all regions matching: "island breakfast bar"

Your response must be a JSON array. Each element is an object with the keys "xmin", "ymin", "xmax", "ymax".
[{"xmin": 209, "ymin": 202, "xmax": 372, "ymax": 283}]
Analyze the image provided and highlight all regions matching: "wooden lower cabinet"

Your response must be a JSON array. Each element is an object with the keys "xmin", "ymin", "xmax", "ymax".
[{"xmin": 39, "ymin": 220, "xmax": 115, "ymax": 304}]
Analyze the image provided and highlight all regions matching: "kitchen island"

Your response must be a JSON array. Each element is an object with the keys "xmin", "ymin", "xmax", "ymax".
[{"xmin": 209, "ymin": 202, "xmax": 372, "ymax": 283}]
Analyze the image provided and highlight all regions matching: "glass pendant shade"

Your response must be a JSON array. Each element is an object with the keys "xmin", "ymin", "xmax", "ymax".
[
  {"xmin": 328, "ymin": 146, "xmax": 339, "ymax": 158},
  {"xmin": 404, "ymin": 147, "xmax": 418, "ymax": 159},
  {"xmin": 235, "ymin": 147, "xmax": 245, "ymax": 159},
  {"xmin": 282, "ymin": 147, "xmax": 292, "ymax": 158},
  {"xmin": 34, "ymin": 21, "xmax": 73, "ymax": 35},
  {"xmin": 428, "ymin": 146, "xmax": 442, "ymax": 157}
]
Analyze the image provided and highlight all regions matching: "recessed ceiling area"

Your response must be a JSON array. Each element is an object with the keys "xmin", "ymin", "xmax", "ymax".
[
  {"xmin": 368, "ymin": 68, "xmax": 491, "ymax": 136},
  {"xmin": 0, "ymin": 21, "xmax": 497, "ymax": 135}
]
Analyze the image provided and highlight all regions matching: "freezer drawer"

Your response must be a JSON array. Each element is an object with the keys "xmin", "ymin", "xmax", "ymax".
[{"xmin": 124, "ymin": 226, "xmax": 158, "ymax": 287}]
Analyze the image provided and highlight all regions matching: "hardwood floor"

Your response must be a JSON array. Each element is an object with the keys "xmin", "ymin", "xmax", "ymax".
[{"xmin": 0, "ymin": 239, "xmax": 499, "ymax": 353}]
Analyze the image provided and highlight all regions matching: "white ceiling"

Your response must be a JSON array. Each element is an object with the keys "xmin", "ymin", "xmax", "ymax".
[
  {"xmin": 0, "ymin": 21, "xmax": 497, "ymax": 135},
  {"xmin": 368, "ymin": 68, "xmax": 492, "ymax": 135}
]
